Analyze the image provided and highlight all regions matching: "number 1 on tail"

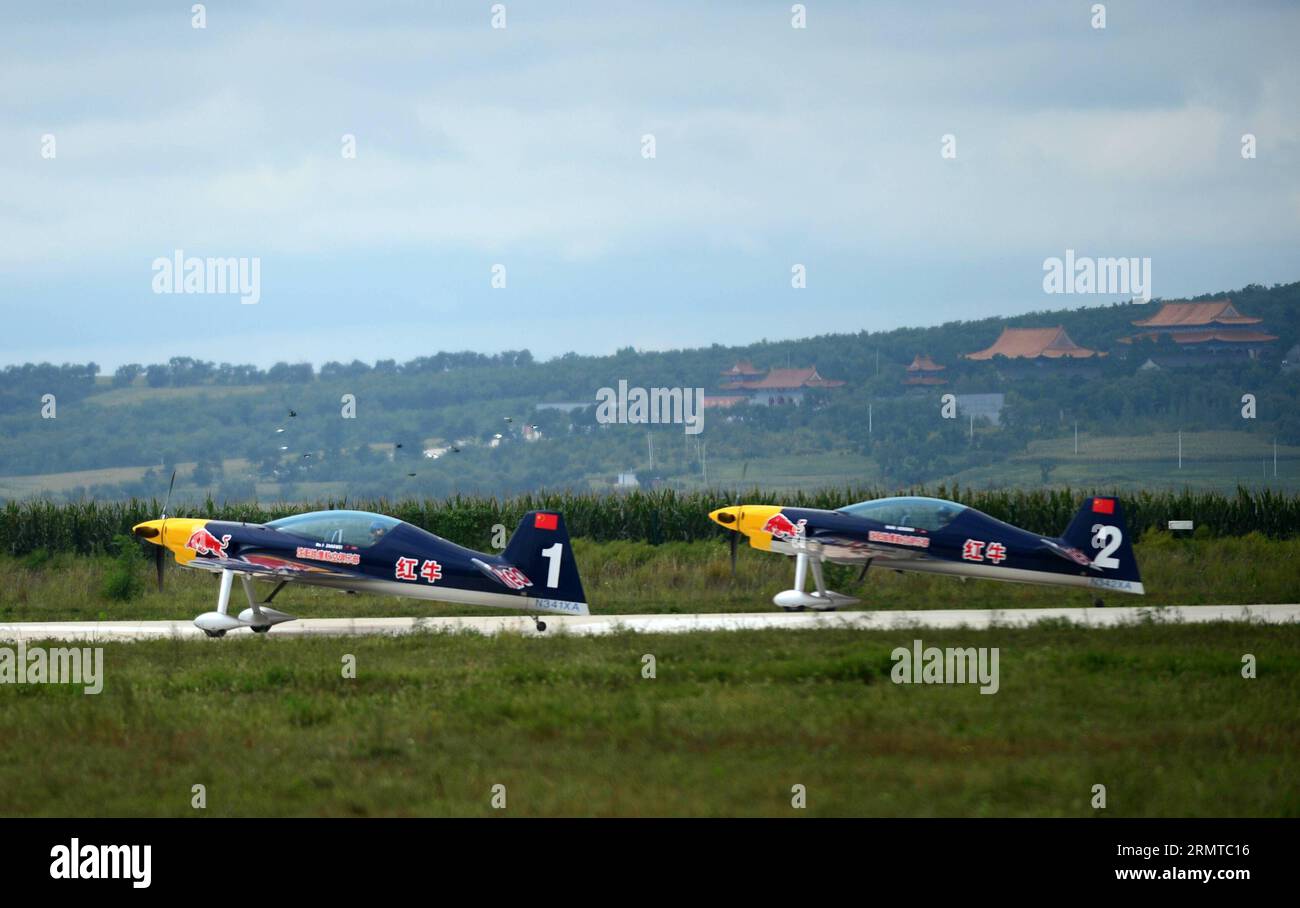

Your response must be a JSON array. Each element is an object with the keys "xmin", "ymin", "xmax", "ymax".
[{"xmin": 541, "ymin": 543, "xmax": 563, "ymax": 588}]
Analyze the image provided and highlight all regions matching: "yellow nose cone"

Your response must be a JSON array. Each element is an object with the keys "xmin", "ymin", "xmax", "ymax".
[
  {"xmin": 709, "ymin": 506, "xmax": 742, "ymax": 529},
  {"xmin": 132, "ymin": 519, "xmax": 164, "ymax": 541},
  {"xmin": 131, "ymin": 518, "xmax": 212, "ymax": 563},
  {"xmin": 709, "ymin": 505, "xmax": 784, "ymax": 551}
]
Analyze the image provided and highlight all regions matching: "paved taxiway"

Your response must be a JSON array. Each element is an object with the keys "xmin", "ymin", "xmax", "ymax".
[{"xmin": 0, "ymin": 603, "xmax": 1297, "ymax": 642}]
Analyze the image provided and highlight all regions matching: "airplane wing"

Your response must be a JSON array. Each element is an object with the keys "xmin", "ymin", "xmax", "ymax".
[
  {"xmin": 180, "ymin": 553, "xmax": 367, "ymax": 581},
  {"xmin": 813, "ymin": 534, "xmax": 934, "ymax": 564}
]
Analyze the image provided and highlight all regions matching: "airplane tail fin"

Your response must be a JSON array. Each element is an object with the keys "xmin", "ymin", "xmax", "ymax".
[
  {"xmin": 1060, "ymin": 496, "xmax": 1144, "ymax": 593},
  {"xmin": 504, "ymin": 511, "xmax": 588, "ymax": 611}
]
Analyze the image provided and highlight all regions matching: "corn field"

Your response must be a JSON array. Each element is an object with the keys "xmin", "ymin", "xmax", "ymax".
[{"xmin": 2, "ymin": 486, "xmax": 1298, "ymax": 556}]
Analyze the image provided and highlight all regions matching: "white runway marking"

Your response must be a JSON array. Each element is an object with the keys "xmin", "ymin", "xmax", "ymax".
[{"xmin": 0, "ymin": 604, "xmax": 1297, "ymax": 642}]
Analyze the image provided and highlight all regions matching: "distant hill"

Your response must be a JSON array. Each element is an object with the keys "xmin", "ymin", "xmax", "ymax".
[{"xmin": 1, "ymin": 280, "xmax": 1296, "ymax": 501}]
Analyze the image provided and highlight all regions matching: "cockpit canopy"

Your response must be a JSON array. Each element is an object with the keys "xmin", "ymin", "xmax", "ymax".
[
  {"xmin": 837, "ymin": 496, "xmax": 967, "ymax": 532},
  {"xmin": 266, "ymin": 510, "xmax": 402, "ymax": 548}
]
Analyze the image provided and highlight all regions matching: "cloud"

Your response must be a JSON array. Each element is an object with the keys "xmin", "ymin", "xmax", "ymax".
[{"xmin": 0, "ymin": 0, "xmax": 1297, "ymax": 366}]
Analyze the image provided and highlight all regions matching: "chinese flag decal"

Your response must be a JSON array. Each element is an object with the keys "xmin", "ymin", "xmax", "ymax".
[
  {"xmin": 1092, "ymin": 498, "xmax": 1115, "ymax": 515},
  {"xmin": 534, "ymin": 513, "xmax": 559, "ymax": 530}
]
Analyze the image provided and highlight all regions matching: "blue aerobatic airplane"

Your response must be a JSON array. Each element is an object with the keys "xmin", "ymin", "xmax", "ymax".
[
  {"xmin": 709, "ymin": 495, "xmax": 1143, "ymax": 610},
  {"xmin": 133, "ymin": 508, "xmax": 587, "ymax": 635}
]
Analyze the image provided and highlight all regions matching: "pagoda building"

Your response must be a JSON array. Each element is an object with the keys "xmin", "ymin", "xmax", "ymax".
[
  {"xmin": 903, "ymin": 354, "xmax": 947, "ymax": 387},
  {"xmin": 720, "ymin": 364, "xmax": 845, "ymax": 406},
  {"xmin": 1118, "ymin": 300, "xmax": 1276, "ymax": 362},
  {"xmin": 964, "ymin": 326, "xmax": 1105, "ymax": 361}
]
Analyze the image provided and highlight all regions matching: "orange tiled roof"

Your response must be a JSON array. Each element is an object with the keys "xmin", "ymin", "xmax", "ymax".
[
  {"xmin": 964, "ymin": 326, "xmax": 1105, "ymax": 360},
  {"xmin": 1131, "ymin": 300, "xmax": 1261, "ymax": 328},
  {"xmin": 733, "ymin": 366, "xmax": 846, "ymax": 390},
  {"xmin": 1121, "ymin": 329, "xmax": 1278, "ymax": 345},
  {"xmin": 907, "ymin": 354, "xmax": 946, "ymax": 372}
]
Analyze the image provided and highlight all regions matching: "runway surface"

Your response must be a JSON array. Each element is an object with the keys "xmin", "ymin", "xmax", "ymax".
[{"xmin": 0, "ymin": 603, "xmax": 1297, "ymax": 642}]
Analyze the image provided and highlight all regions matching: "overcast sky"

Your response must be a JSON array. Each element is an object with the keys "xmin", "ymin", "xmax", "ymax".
[{"xmin": 2, "ymin": 0, "xmax": 1297, "ymax": 370}]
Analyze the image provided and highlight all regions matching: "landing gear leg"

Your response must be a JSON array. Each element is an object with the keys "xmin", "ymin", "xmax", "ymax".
[
  {"xmin": 194, "ymin": 569, "xmax": 242, "ymax": 637},
  {"xmin": 237, "ymin": 575, "xmax": 296, "ymax": 632},
  {"xmin": 773, "ymin": 552, "xmax": 861, "ymax": 611},
  {"xmin": 241, "ymin": 575, "xmax": 267, "ymax": 629},
  {"xmin": 217, "ymin": 569, "xmax": 233, "ymax": 616},
  {"xmin": 791, "ymin": 554, "xmax": 811, "ymax": 612},
  {"xmin": 807, "ymin": 558, "xmax": 841, "ymax": 612},
  {"xmin": 856, "ymin": 560, "xmax": 873, "ymax": 585},
  {"xmin": 194, "ymin": 571, "xmax": 296, "ymax": 636}
]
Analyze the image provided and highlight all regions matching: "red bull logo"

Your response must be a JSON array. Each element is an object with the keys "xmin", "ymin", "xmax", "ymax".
[
  {"xmin": 491, "ymin": 565, "xmax": 533, "ymax": 590},
  {"xmin": 186, "ymin": 528, "xmax": 232, "ymax": 557},
  {"xmin": 1061, "ymin": 545, "xmax": 1092, "ymax": 566},
  {"xmin": 762, "ymin": 513, "xmax": 806, "ymax": 541}
]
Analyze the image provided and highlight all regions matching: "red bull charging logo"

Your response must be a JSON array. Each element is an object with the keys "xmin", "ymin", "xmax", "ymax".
[
  {"xmin": 186, "ymin": 528, "xmax": 232, "ymax": 557},
  {"xmin": 762, "ymin": 513, "xmax": 806, "ymax": 541}
]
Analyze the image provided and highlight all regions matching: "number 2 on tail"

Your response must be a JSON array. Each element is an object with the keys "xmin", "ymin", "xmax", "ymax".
[{"xmin": 1090, "ymin": 524, "xmax": 1122, "ymax": 569}]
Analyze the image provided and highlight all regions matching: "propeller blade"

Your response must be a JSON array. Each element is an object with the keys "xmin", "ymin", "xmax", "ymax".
[
  {"xmin": 727, "ymin": 464, "xmax": 748, "ymax": 579},
  {"xmin": 161, "ymin": 469, "xmax": 176, "ymax": 519},
  {"xmin": 155, "ymin": 468, "xmax": 176, "ymax": 593}
]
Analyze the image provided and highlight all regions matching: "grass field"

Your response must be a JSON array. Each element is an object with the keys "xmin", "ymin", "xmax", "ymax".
[
  {"xmin": 2, "ymin": 535, "xmax": 1296, "ymax": 817},
  {"xmin": 1014, "ymin": 430, "xmax": 1295, "ymax": 462},
  {"xmin": 83, "ymin": 384, "xmax": 270, "ymax": 407},
  {"xmin": 948, "ymin": 431, "xmax": 1300, "ymax": 493},
  {"xmin": 4, "ymin": 453, "xmax": 881, "ymax": 499},
  {"xmin": 4, "ymin": 430, "xmax": 1295, "ymax": 499},
  {"xmin": 0, "ymin": 458, "xmax": 254, "ymax": 499},
  {"xmin": 1, "ymin": 533, "xmax": 1295, "ymax": 624},
  {"xmin": 0, "ymin": 465, "xmax": 156, "ymax": 498},
  {"xmin": 681, "ymin": 452, "xmax": 882, "ymax": 491},
  {"xmin": 0, "ymin": 457, "xmax": 351, "ymax": 509},
  {"xmin": 0, "ymin": 622, "xmax": 1296, "ymax": 816},
  {"xmin": 949, "ymin": 461, "xmax": 1300, "ymax": 494}
]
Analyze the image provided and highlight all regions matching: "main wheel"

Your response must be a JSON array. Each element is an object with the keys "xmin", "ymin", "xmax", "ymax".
[
  {"xmin": 251, "ymin": 625, "xmax": 271, "ymax": 634},
  {"xmin": 1093, "ymin": 597, "xmax": 1105, "ymax": 608},
  {"xmin": 203, "ymin": 629, "xmax": 226, "ymax": 638}
]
